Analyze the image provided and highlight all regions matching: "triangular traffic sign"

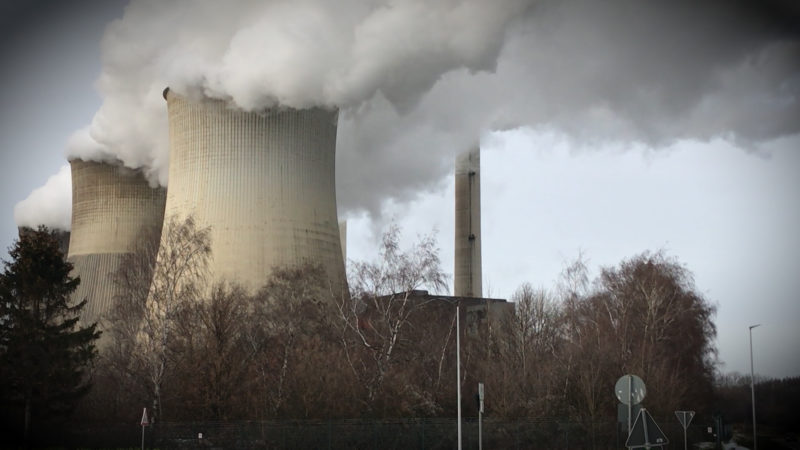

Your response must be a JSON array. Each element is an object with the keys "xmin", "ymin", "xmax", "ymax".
[
  {"xmin": 141, "ymin": 407, "xmax": 149, "ymax": 426},
  {"xmin": 626, "ymin": 408, "xmax": 669, "ymax": 448},
  {"xmin": 675, "ymin": 410, "xmax": 695, "ymax": 430}
]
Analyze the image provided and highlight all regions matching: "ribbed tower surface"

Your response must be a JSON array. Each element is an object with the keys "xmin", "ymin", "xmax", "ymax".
[
  {"xmin": 454, "ymin": 148, "xmax": 482, "ymax": 298},
  {"xmin": 163, "ymin": 89, "xmax": 347, "ymax": 293},
  {"xmin": 68, "ymin": 159, "xmax": 166, "ymax": 326}
]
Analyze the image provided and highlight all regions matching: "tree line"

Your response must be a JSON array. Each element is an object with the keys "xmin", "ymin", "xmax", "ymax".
[{"xmin": 2, "ymin": 219, "xmax": 724, "ymax": 446}]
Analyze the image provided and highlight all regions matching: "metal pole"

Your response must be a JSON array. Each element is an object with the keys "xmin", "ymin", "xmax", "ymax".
[
  {"xmin": 478, "ymin": 408, "xmax": 482, "ymax": 450},
  {"xmin": 641, "ymin": 408, "xmax": 649, "ymax": 447},
  {"xmin": 141, "ymin": 424, "xmax": 145, "ymax": 450},
  {"xmin": 478, "ymin": 382, "xmax": 484, "ymax": 450},
  {"xmin": 457, "ymin": 305, "xmax": 462, "ymax": 450},
  {"xmin": 749, "ymin": 324, "xmax": 760, "ymax": 450},
  {"xmin": 684, "ymin": 426, "xmax": 688, "ymax": 450},
  {"xmin": 627, "ymin": 375, "xmax": 632, "ymax": 434}
]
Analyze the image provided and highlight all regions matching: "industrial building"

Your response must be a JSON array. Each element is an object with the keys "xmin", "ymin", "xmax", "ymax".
[
  {"xmin": 366, "ymin": 290, "xmax": 512, "ymax": 339},
  {"xmin": 20, "ymin": 93, "xmax": 500, "ymax": 339},
  {"xmin": 67, "ymin": 159, "xmax": 166, "ymax": 327},
  {"xmin": 159, "ymin": 88, "xmax": 347, "ymax": 294}
]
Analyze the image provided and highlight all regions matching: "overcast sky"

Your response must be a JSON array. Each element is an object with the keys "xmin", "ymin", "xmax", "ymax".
[{"xmin": 1, "ymin": 0, "xmax": 798, "ymax": 379}]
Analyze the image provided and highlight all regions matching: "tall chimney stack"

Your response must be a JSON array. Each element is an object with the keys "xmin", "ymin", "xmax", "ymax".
[{"xmin": 454, "ymin": 147, "xmax": 482, "ymax": 297}]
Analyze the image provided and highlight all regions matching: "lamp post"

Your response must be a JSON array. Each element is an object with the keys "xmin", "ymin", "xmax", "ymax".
[
  {"xmin": 439, "ymin": 297, "xmax": 463, "ymax": 450},
  {"xmin": 456, "ymin": 304, "xmax": 462, "ymax": 450},
  {"xmin": 749, "ymin": 324, "xmax": 760, "ymax": 450}
]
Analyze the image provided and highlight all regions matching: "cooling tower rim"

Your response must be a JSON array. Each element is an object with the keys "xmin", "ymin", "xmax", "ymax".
[
  {"xmin": 163, "ymin": 86, "xmax": 340, "ymax": 116},
  {"xmin": 67, "ymin": 155, "xmax": 126, "ymax": 167},
  {"xmin": 67, "ymin": 157, "xmax": 156, "ymax": 182}
]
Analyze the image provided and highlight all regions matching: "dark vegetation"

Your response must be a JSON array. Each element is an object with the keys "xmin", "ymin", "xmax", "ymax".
[
  {"xmin": 3, "ymin": 219, "xmax": 794, "ymax": 448},
  {"xmin": 0, "ymin": 226, "xmax": 100, "ymax": 446},
  {"xmin": 714, "ymin": 373, "xmax": 800, "ymax": 437}
]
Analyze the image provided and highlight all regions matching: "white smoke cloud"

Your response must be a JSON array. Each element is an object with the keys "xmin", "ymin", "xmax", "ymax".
[
  {"xmin": 55, "ymin": 0, "xmax": 800, "ymax": 218},
  {"xmin": 14, "ymin": 164, "xmax": 72, "ymax": 230},
  {"xmin": 64, "ymin": 0, "xmax": 533, "ymax": 186}
]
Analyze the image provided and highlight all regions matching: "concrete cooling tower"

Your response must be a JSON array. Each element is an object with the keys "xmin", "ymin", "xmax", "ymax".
[
  {"xmin": 67, "ymin": 159, "xmax": 166, "ymax": 326},
  {"xmin": 161, "ymin": 89, "xmax": 347, "ymax": 293},
  {"xmin": 454, "ymin": 148, "xmax": 482, "ymax": 297}
]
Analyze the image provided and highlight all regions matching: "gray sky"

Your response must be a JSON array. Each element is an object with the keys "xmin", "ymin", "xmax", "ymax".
[{"xmin": 1, "ymin": 0, "xmax": 798, "ymax": 379}]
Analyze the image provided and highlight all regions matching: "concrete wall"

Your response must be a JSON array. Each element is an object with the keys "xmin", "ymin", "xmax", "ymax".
[
  {"xmin": 454, "ymin": 148, "xmax": 482, "ymax": 297},
  {"xmin": 67, "ymin": 159, "xmax": 166, "ymax": 326},
  {"xmin": 162, "ymin": 89, "xmax": 347, "ymax": 294}
]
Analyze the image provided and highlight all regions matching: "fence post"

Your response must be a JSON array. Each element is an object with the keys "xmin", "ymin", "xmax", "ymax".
[
  {"xmin": 421, "ymin": 418, "xmax": 425, "ymax": 450},
  {"xmin": 327, "ymin": 419, "xmax": 332, "ymax": 450}
]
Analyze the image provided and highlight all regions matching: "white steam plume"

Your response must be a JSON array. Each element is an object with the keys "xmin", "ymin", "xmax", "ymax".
[
  {"xmin": 57, "ymin": 0, "xmax": 799, "ymax": 218},
  {"xmin": 14, "ymin": 164, "xmax": 72, "ymax": 231},
  {"xmin": 67, "ymin": 0, "xmax": 534, "ymax": 186}
]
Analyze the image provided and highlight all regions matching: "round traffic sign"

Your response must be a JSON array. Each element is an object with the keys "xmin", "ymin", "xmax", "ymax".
[{"xmin": 615, "ymin": 374, "xmax": 646, "ymax": 405}]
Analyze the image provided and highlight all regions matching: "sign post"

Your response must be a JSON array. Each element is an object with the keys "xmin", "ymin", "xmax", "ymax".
[
  {"xmin": 675, "ymin": 410, "xmax": 695, "ymax": 450},
  {"xmin": 625, "ymin": 408, "xmax": 668, "ymax": 449},
  {"xmin": 140, "ymin": 407, "xmax": 149, "ymax": 450},
  {"xmin": 615, "ymin": 374, "xmax": 646, "ymax": 434},
  {"xmin": 477, "ymin": 382, "xmax": 484, "ymax": 450}
]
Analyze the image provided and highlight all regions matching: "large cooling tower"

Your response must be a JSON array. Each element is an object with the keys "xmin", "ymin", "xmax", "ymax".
[
  {"xmin": 454, "ymin": 148, "xmax": 482, "ymax": 297},
  {"xmin": 67, "ymin": 159, "xmax": 166, "ymax": 326},
  {"xmin": 162, "ymin": 89, "xmax": 346, "ymax": 293}
]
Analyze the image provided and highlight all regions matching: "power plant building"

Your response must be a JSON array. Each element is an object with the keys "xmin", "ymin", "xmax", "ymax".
[
  {"xmin": 67, "ymin": 159, "xmax": 166, "ymax": 326},
  {"xmin": 160, "ymin": 89, "xmax": 347, "ymax": 293},
  {"xmin": 454, "ymin": 148, "xmax": 482, "ymax": 297}
]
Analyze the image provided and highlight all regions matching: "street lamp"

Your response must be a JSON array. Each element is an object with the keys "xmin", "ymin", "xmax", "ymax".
[
  {"xmin": 749, "ymin": 324, "xmax": 760, "ymax": 450},
  {"xmin": 439, "ymin": 298, "xmax": 463, "ymax": 450},
  {"xmin": 456, "ymin": 304, "xmax": 462, "ymax": 450}
]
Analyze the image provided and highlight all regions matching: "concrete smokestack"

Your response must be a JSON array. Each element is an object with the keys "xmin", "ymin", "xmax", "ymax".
[
  {"xmin": 454, "ymin": 148, "xmax": 482, "ymax": 297},
  {"xmin": 67, "ymin": 159, "xmax": 166, "ymax": 325},
  {"xmin": 161, "ymin": 89, "xmax": 346, "ymax": 293}
]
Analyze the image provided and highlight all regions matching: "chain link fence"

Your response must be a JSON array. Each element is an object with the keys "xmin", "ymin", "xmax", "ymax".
[{"xmin": 55, "ymin": 417, "xmax": 714, "ymax": 449}]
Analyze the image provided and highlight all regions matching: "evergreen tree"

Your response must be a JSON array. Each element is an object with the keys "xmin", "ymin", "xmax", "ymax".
[{"xmin": 0, "ymin": 226, "xmax": 100, "ymax": 444}]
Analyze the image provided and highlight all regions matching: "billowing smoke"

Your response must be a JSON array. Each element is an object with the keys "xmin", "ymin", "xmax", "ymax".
[
  {"xmin": 26, "ymin": 0, "xmax": 800, "ymax": 221},
  {"xmin": 336, "ymin": 0, "xmax": 800, "ymax": 213},
  {"xmin": 14, "ymin": 164, "xmax": 71, "ymax": 230},
  {"xmin": 67, "ymin": 0, "xmax": 534, "ymax": 186}
]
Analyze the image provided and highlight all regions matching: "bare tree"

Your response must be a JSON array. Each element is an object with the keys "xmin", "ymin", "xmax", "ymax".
[
  {"xmin": 492, "ymin": 283, "xmax": 564, "ymax": 416},
  {"xmin": 554, "ymin": 250, "xmax": 717, "ymax": 443},
  {"xmin": 85, "ymin": 224, "xmax": 161, "ymax": 422},
  {"xmin": 337, "ymin": 225, "xmax": 448, "ymax": 410},
  {"xmin": 250, "ymin": 263, "xmax": 339, "ymax": 418},
  {"xmin": 169, "ymin": 282, "xmax": 257, "ymax": 420},
  {"xmin": 590, "ymin": 251, "xmax": 717, "ymax": 413},
  {"xmin": 134, "ymin": 215, "xmax": 211, "ymax": 422}
]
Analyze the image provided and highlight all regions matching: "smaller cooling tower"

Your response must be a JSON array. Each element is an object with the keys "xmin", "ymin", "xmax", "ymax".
[
  {"xmin": 161, "ymin": 89, "xmax": 347, "ymax": 294},
  {"xmin": 67, "ymin": 159, "xmax": 166, "ymax": 327},
  {"xmin": 339, "ymin": 220, "xmax": 347, "ymax": 264},
  {"xmin": 18, "ymin": 226, "xmax": 70, "ymax": 257},
  {"xmin": 454, "ymin": 148, "xmax": 482, "ymax": 297}
]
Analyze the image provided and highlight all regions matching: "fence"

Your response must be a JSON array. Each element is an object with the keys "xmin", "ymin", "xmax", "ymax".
[{"xmin": 59, "ymin": 417, "xmax": 713, "ymax": 449}]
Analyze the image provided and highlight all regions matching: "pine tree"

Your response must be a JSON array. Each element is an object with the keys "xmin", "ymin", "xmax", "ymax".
[{"xmin": 0, "ymin": 226, "xmax": 100, "ymax": 444}]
